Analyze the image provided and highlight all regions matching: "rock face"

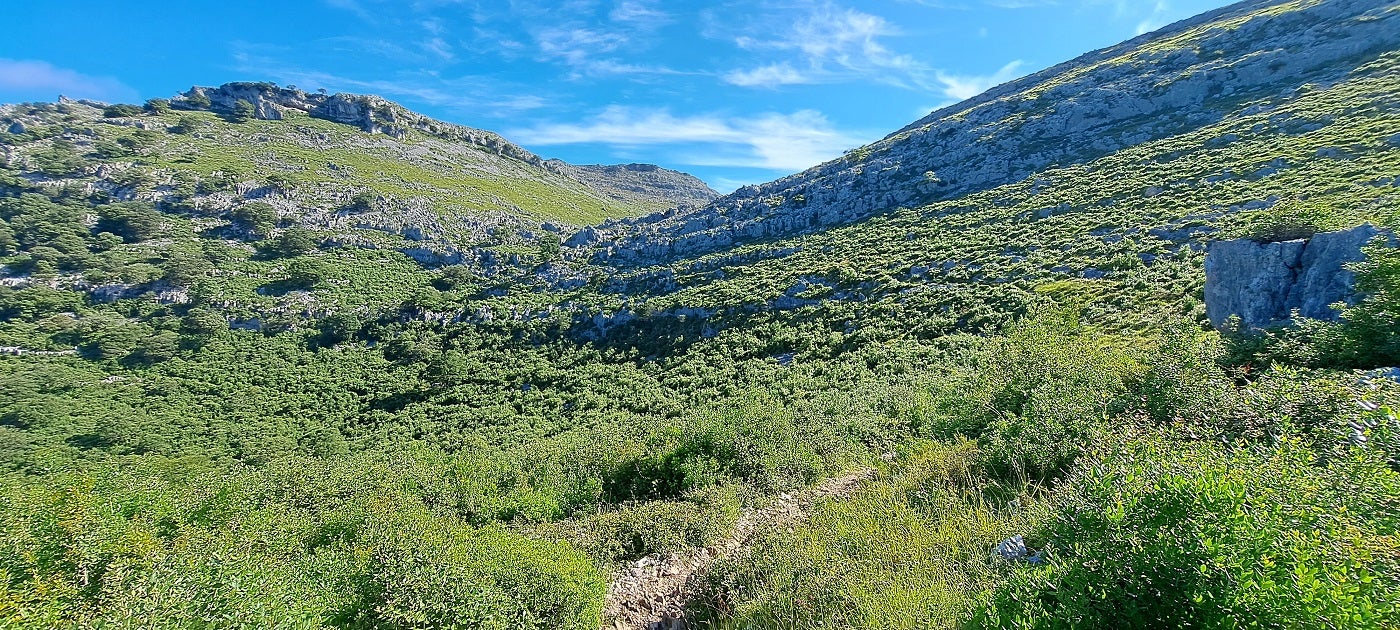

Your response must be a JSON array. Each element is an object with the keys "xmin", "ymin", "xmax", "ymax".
[
  {"xmin": 573, "ymin": 0, "xmax": 1400, "ymax": 265},
  {"xmin": 1204, "ymin": 224, "xmax": 1390, "ymax": 329}
]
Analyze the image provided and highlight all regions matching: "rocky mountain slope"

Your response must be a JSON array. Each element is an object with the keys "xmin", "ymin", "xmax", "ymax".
[
  {"xmin": 0, "ymin": 84, "xmax": 716, "ymax": 262},
  {"xmin": 545, "ymin": 160, "xmax": 718, "ymax": 214},
  {"xmin": 525, "ymin": 0, "xmax": 1400, "ymax": 350},
  {"xmin": 573, "ymin": 0, "xmax": 1398, "ymax": 264}
]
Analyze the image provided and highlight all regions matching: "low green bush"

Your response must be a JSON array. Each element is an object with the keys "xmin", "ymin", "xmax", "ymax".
[
  {"xmin": 566, "ymin": 485, "xmax": 740, "ymax": 562},
  {"xmin": 604, "ymin": 396, "xmax": 827, "ymax": 501},
  {"xmin": 929, "ymin": 310, "xmax": 1144, "ymax": 482},
  {"xmin": 363, "ymin": 525, "xmax": 605, "ymax": 630},
  {"xmin": 976, "ymin": 437, "xmax": 1400, "ymax": 629},
  {"xmin": 696, "ymin": 440, "xmax": 1036, "ymax": 629}
]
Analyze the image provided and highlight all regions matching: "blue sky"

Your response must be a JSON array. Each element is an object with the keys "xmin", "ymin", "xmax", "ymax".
[{"xmin": 2, "ymin": 0, "xmax": 1231, "ymax": 191}]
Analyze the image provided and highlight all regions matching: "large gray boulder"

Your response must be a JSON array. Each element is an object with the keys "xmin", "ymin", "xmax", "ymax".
[{"xmin": 1204, "ymin": 224, "xmax": 1389, "ymax": 329}]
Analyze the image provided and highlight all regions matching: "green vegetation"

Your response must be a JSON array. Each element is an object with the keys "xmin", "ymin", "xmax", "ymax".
[{"xmin": 0, "ymin": 3, "xmax": 1398, "ymax": 628}]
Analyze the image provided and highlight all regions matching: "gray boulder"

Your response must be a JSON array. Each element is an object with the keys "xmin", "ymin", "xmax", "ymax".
[{"xmin": 1204, "ymin": 224, "xmax": 1389, "ymax": 329}]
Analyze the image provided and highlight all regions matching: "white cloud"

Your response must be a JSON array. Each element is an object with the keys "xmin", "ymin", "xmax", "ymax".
[
  {"xmin": 0, "ymin": 59, "xmax": 137, "ymax": 102},
  {"xmin": 610, "ymin": 0, "xmax": 671, "ymax": 28},
  {"xmin": 509, "ymin": 106, "xmax": 872, "ymax": 172},
  {"xmin": 730, "ymin": 5, "xmax": 915, "ymax": 79},
  {"xmin": 983, "ymin": 0, "xmax": 1058, "ymax": 7},
  {"xmin": 724, "ymin": 63, "xmax": 811, "ymax": 87},
  {"xmin": 324, "ymin": 0, "xmax": 372, "ymax": 20},
  {"xmin": 420, "ymin": 19, "xmax": 455, "ymax": 61},
  {"xmin": 1135, "ymin": 0, "xmax": 1173, "ymax": 34},
  {"xmin": 933, "ymin": 59, "xmax": 1025, "ymax": 100},
  {"xmin": 534, "ymin": 26, "xmax": 628, "ymax": 67}
]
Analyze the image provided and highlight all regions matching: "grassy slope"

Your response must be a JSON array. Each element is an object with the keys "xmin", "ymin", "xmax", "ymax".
[{"xmin": 11, "ymin": 105, "xmax": 649, "ymax": 231}]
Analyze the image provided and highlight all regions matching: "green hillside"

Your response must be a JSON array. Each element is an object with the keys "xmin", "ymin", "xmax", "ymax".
[{"xmin": 1, "ymin": 0, "xmax": 1399, "ymax": 628}]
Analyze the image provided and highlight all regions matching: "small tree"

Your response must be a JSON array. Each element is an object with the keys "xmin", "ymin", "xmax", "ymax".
[
  {"xmin": 319, "ymin": 312, "xmax": 363, "ymax": 345},
  {"xmin": 348, "ymin": 190, "xmax": 377, "ymax": 212},
  {"xmin": 144, "ymin": 98, "xmax": 171, "ymax": 114},
  {"xmin": 95, "ymin": 202, "xmax": 164, "ymax": 242},
  {"xmin": 285, "ymin": 258, "xmax": 331, "ymax": 289},
  {"xmin": 230, "ymin": 202, "xmax": 278, "ymax": 239},
  {"xmin": 171, "ymin": 115, "xmax": 202, "ymax": 134},
  {"xmin": 230, "ymin": 99, "xmax": 256, "ymax": 123},
  {"xmin": 269, "ymin": 228, "xmax": 319, "ymax": 257},
  {"xmin": 0, "ymin": 222, "xmax": 16, "ymax": 255},
  {"xmin": 102, "ymin": 104, "xmax": 143, "ymax": 118},
  {"xmin": 162, "ymin": 250, "xmax": 213, "ymax": 287},
  {"xmin": 130, "ymin": 330, "xmax": 180, "ymax": 364},
  {"xmin": 538, "ymin": 232, "xmax": 562, "ymax": 263},
  {"xmin": 186, "ymin": 92, "xmax": 212, "ymax": 109},
  {"xmin": 265, "ymin": 173, "xmax": 296, "ymax": 193}
]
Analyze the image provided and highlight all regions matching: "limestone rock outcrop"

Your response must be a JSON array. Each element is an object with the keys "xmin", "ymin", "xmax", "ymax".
[{"xmin": 1204, "ymin": 224, "xmax": 1391, "ymax": 329}]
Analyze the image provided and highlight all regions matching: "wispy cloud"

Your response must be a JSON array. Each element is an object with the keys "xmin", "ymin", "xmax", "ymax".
[
  {"xmin": 724, "ymin": 63, "xmax": 810, "ymax": 87},
  {"xmin": 724, "ymin": 4, "xmax": 918, "ymax": 87},
  {"xmin": 323, "ymin": 0, "xmax": 372, "ymax": 21},
  {"xmin": 1134, "ymin": 0, "xmax": 1173, "ymax": 35},
  {"xmin": 534, "ymin": 27, "xmax": 628, "ymax": 66},
  {"xmin": 420, "ymin": 19, "xmax": 455, "ymax": 61},
  {"xmin": 230, "ymin": 52, "xmax": 548, "ymax": 116},
  {"xmin": 609, "ymin": 0, "xmax": 672, "ymax": 28},
  {"xmin": 508, "ymin": 106, "xmax": 873, "ymax": 172},
  {"xmin": 718, "ymin": 2, "xmax": 1025, "ymax": 98},
  {"xmin": 0, "ymin": 59, "xmax": 137, "ymax": 102},
  {"xmin": 934, "ymin": 59, "xmax": 1024, "ymax": 100}
]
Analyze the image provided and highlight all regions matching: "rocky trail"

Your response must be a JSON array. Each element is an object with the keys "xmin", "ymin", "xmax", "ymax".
[{"xmin": 603, "ymin": 467, "xmax": 877, "ymax": 630}]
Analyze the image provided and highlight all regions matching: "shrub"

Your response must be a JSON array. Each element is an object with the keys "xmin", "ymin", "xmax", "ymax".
[
  {"xmin": 284, "ymin": 258, "xmax": 333, "ymax": 289},
  {"xmin": 229, "ymin": 99, "xmax": 256, "ymax": 123},
  {"xmin": 1131, "ymin": 320, "xmax": 1230, "ymax": 424},
  {"xmin": 229, "ymin": 202, "xmax": 277, "ymax": 238},
  {"xmin": 170, "ymin": 115, "xmax": 202, "ymax": 134},
  {"xmin": 30, "ymin": 139, "xmax": 87, "ymax": 176},
  {"xmin": 1325, "ymin": 241, "xmax": 1400, "ymax": 367},
  {"xmin": 364, "ymin": 526, "xmax": 606, "ymax": 630},
  {"xmin": 129, "ymin": 330, "xmax": 181, "ymax": 364},
  {"xmin": 162, "ymin": 249, "xmax": 213, "ymax": 287},
  {"xmin": 94, "ymin": 202, "xmax": 163, "ymax": 242},
  {"xmin": 1233, "ymin": 198, "xmax": 1355, "ymax": 243},
  {"xmin": 569, "ymin": 485, "xmax": 739, "ymax": 562},
  {"xmin": 266, "ymin": 227, "xmax": 318, "ymax": 258},
  {"xmin": 102, "ymin": 104, "xmax": 143, "ymax": 118},
  {"xmin": 932, "ymin": 309, "xmax": 1143, "ymax": 481},
  {"xmin": 604, "ymin": 396, "xmax": 826, "ymax": 501},
  {"xmin": 977, "ymin": 437, "xmax": 1400, "ymax": 629},
  {"xmin": 697, "ymin": 441, "xmax": 1032, "ymax": 629}
]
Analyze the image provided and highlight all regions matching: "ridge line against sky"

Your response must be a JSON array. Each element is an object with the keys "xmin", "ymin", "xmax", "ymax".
[{"xmin": 2, "ymin": 0, "xmax": 1231, "ymax": 192}]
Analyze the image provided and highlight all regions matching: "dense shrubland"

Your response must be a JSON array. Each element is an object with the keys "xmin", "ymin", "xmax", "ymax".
[
  {"xmin": 0, "ymin": 9, "xmax": 1399, "ymax": 628},
  {"xmin": 692, "ymin": 317, "xmax": 1400, "ymax": 629}
]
